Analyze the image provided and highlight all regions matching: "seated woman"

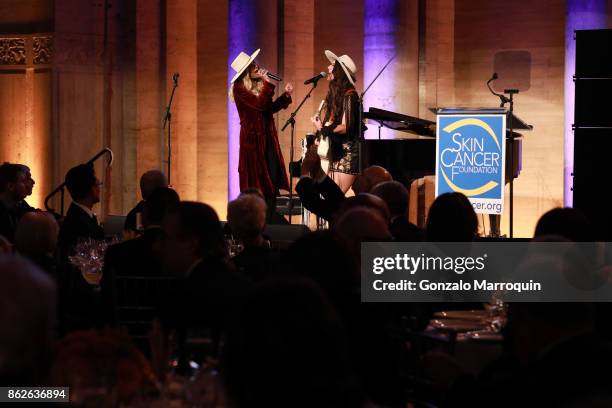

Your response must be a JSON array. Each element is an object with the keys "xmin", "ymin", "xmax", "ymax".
[{"xmin": 312, "ymin": 50, "xmax": 361, "ymax": 194}]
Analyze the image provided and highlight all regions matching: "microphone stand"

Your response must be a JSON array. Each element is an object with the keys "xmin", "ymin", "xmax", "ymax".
[
  {"xmin": 282, "ymin": 81, "xmax": 319, "ymax": 224},
  {"xmin": 487, "ymin": 74, "xmax": 517, "ymax": 238},
  {"xmin": 505, "ymin": 89, "xmax": 518, "ymax": 239},
  {"xmin": 358, "ymin": 55, "xmax": 395, "ymax": 172},
  {"xmin": 163, "ymin": 75, "xmax": 179, "ymax": 185}
]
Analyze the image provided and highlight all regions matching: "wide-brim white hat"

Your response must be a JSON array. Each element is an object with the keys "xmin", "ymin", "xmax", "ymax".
[
  {"xmin": 325, "ymin": 50, "xmax": 357, "ymax": 85},
  {"xmin": 231, "ymin": 48, "xmax": 261, "ymax": 83}
]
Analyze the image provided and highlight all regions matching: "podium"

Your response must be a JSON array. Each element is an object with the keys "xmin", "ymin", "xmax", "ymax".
[{"xmin": 430, "ymin": 107, "xmax": 532, "ymax": 237}]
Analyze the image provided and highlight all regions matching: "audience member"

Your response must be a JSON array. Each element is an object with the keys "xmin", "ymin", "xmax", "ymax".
[
  {"xmin": 286, "ymin": 230, "xmax": 358, "ymax": 296},
  {"xmin": 333, "ymin": 206, "xmax": 392, "ymax": 264},
  {"xmin": 57, "ymin": 163, "xmax": 105, "ymax": 333},
  {"xmin": 351, "ymin": 165, "xmax": 392, "ymax": 195},
  {"xmin": 228, "ymin": 193, "xmax": 279, "ymax": 282},
  {"xmin": 534, "ymin": 207, "xmax": 594, "ymax": 242},
  {"xmin": 14, "ymin": 211, "xmax": 59, "ymax": 276},
  {"xmin": 319, "ymin": 218, "xmax": 403, "ymax": 406},
  {"xmin": 0, "ymin": 255, "xmax": 56, "ymax": 385},
  {"xmin": 222, "ymin": 278, "xmax": 361, "ymax": 408},
  {"xmin": 58, "ymin": 163, "xmax": 105, "ymax": 254},
  {"xmin": 15, "ymin": 163, "xmax": 37, "ymax": 215},
  {"xmin": 0, "ymin": 163, "xmax": 30, "ymax": 242},
  {"xmin": 240, "ymin": 188, "xmax": 265, "ymax": 200},
  {"xmin": 333, "ymin": 193, "xmax": 390, "ymax": 225},
  {"xmin": 100, "ymin": 187, "xmax": 181, "ymax": 326},
  {"xmin": 534, "ymin": 208, "xmax": 612, "ymax": 343},
  {"xmin": 160, "ymin": 202, "xmax": 252, "ymax": 334},
  {"xmin": 371, "ymin": 180, "xmax": 424, "ymax": 241},
  {"xmin": 124, "ymin": 170, "xmax": 168, "ymax": 233},
  {"xmin": 437, "ymin": 247, "xmax": 612, "ymax": 406},
  {"xmin": 467, "ymin": 302, "xmax": 612, "ymax": 407},
  {"xmin": 104, "ymin": 187, "xmax": 179, "ymax": 279},
  {"xmin": 426, "ymin": 192, "xmax": 478, "ymax": 242},
  {"xmin": 228, "ymin": 193, "xmax": 267, "ymax": 247},
  {"xmin": 285, "ymin": 231, "xmax": 403, "ymax": 405}
]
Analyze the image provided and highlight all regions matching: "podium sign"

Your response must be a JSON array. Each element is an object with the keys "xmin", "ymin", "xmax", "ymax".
[{"xmin": 435, "ymin": 112, "xmax": 506, "ymax": 215}]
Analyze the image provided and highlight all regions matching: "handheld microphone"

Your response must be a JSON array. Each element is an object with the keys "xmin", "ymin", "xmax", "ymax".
[
  {"xmin": 304, "ymin": 72, "xmax": 327, "ymax": 85},
  {"xmin": 267, "ymin": 72, "xmax": 283, "ymax": 81},
  {"xmin": 173, "ymin": 72, "xmax": 179, "ymax": 85}
]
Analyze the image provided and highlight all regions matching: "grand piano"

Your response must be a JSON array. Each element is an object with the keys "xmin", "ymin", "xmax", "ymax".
[{"xmin": 362, "ymin": 107, "xmax": 529, "ymax": 186}]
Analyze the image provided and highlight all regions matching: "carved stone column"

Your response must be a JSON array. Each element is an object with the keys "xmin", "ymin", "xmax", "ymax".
[
  {"xmin": 197, "ymin": 0, "xmax": 229, "ymax": 216},
  {"xmin": 0, "ymin": 34, "xmax": 53, "ymax": 209}
]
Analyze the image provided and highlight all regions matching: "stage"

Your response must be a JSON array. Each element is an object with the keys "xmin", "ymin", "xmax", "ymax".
[{"xmin": 1, "ymin": 0, "xmax": 610, "ymax": 237}]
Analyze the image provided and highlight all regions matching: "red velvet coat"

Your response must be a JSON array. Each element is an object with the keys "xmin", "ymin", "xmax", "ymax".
[{"xmin": 233, "ymin": 80, "xmax": 291, "ymax": 199}]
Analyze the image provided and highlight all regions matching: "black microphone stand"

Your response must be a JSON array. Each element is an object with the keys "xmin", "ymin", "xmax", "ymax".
[
  {"xmin": 358, "ymin": 55, "xmax": 395, "ymax": 172},
  {"xmin": 281, "ymin": 81, "xmax": 319, "ymax": 224},
  {"xmin": 505, "ymin": 89, "xmax": 518, "ymax": 239},
  {"xmin": 163, "ymin": 75, "xmax": 179, "ymax": 185},
  {"xmin": 487, "ymin": 74, "xmax": 518, "ymax": 238}
]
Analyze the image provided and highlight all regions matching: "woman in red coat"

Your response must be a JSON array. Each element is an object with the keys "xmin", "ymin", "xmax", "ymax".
[{"xmin": 230, "ymin": 49, "xmax": 293, "ymax": 208}]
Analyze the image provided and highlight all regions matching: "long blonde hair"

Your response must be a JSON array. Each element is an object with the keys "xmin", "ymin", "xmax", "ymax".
[{"xmin": 229, "ymin": 68, "xmax": 264, "ymax": 102}]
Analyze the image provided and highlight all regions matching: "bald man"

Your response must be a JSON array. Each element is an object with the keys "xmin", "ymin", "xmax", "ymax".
[
  {"xmin": 333, "ymin": 206, "xmax": 392, "ymax": 265},
  {"xmin": 124, "ymin": 170, "xmax": 168, "ymax": 233},
  {"xmin": 351, "ymin": 165, "xmax": 392, "ymax": 195}
]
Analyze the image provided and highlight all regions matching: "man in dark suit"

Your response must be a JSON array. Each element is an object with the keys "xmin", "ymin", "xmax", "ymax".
[
  {"xmin": 160, "ymin": 202, "xmax": 253, "ymax": 336},
  {"xmin": 101, "ymin": 187, "xmax": 180, "ymax": 326},
  {"xmin": 0, "ymin": 163, "xmax": 30, "ymax": 242},
  {"xmin": 58, "ymin": 163, "xmax": 105, "ymax": 254},
  {"xmin": 57, "ymin": 163, "xmax": 104, "ymax": 333},
  {"xmin": 124, "ymin": 170, "xmax": 168, "ymax": 234},
  {"xmin": 370, "ymin": 180, "xmax": 424, "ymax": 241},
  {"xmin": 104, "ymin": 187, "xmax": 179, "ymax": 279}
]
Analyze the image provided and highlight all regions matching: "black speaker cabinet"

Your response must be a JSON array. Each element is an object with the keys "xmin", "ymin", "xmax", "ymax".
[
  {"xmin": 573, "ymin": 30, "xmax": 612, "ymax": 239},
  {"xmin": 575, "ymin": 29, "xmax": 612, "ymax": 79},
  {"xmin": 575, "ymin": 79, "xmax": 612, "ymax": 127}
]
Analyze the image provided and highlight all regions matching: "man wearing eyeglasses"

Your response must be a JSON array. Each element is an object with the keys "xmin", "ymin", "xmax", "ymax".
[
  {"xmin": 57, "ymin": 163, "xmax": 106, "ymax": 332},
  {"xmin": 58, "ymin": 163, "xmax": 105, "ymax": 255}
]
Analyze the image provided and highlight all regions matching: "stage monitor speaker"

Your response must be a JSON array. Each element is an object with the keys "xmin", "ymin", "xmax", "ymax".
[
  {"xmin": 575, "ymin": 29, "xmax": 612, "ymax": 79},
  {"xmin": 493, "ymin": 50, "xmax": 531, "ymax": 92}
]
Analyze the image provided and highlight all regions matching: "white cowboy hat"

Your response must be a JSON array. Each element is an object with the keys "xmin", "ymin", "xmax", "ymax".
[
  {"xmin": 230, "ymin": 48, "xmax": 261, "ymax": 83},
  {"xmin": 325, "ymin": 50, "xmax": 357, "ymax": 86}
]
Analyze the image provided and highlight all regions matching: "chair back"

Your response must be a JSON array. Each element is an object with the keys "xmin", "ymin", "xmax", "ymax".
[{"xmin": 111, "ymin": 275, "xmax": 178, "ymax": 347}]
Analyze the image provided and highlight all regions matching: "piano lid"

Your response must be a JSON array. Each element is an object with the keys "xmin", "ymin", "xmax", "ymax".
[
  {"xmin": 429, "ymin": 107, "xmax": 533, "ymax": 131},
  {"xmin": 364, "ymin": 107, "xmax": 435, "ymax": 137}
]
